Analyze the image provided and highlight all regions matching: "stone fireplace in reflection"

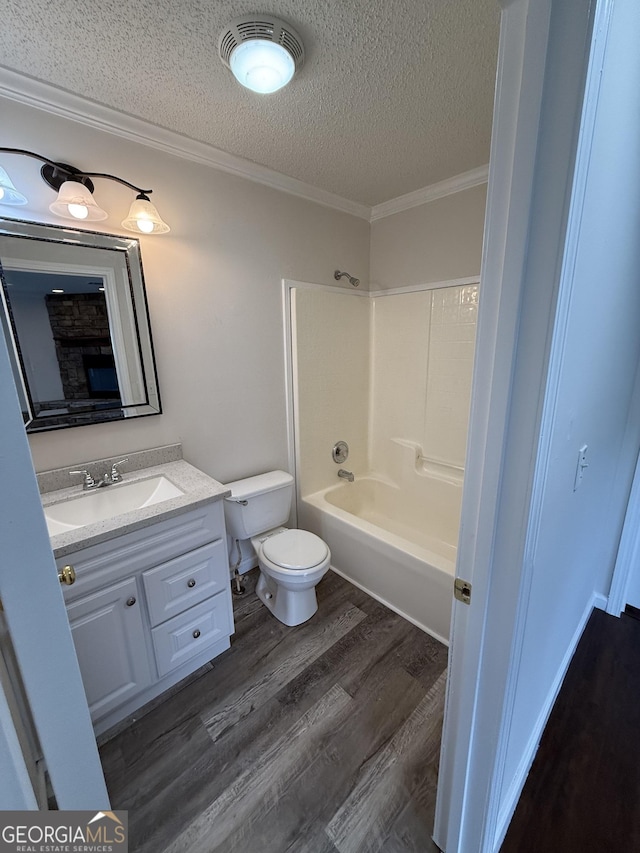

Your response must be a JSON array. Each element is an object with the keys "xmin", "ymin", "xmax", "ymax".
[{"xmin": 45, "ymin": 292, "xmax": 120, "ymax": 403}]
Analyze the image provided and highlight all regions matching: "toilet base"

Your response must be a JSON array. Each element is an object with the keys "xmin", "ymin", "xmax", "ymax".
[{"xmin": 256, "ymin": 570, "xmax": 319, "ymax": 627}]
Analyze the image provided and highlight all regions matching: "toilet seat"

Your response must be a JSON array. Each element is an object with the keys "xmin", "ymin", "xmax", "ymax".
[{"xmin": 262, "ymin": 529, "xmax": 328, "ymax": 571}]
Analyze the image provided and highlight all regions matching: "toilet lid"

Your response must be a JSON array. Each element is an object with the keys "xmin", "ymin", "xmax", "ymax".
[{"xmin": 262, "ymin": 529, "xmax": 328, "ymax": 570}]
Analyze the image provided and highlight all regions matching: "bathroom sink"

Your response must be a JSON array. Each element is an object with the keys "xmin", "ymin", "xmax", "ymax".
[{"xmin": 44, "ymin": 476, "xmax": 185, "ymax": 536}]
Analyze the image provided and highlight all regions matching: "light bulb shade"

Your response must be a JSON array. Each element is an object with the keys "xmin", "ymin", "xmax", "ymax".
[
  {"xmin": 230, "ymin": 40, "xmax": 295, "ymax": 93},
  {"xmin": 219, "ymin": 16, "xmax": 304, "ymax": 94},
  {"xmin": 0, "ymin": 165, "xmax": 28, "ymax": 205},
  {"xmin": 122, "ymin": 196, "xmax": 170, "ymax": 234},
  {"xmin": 49, "ymin": 180, "xmax": 108, "ymax": 221}
]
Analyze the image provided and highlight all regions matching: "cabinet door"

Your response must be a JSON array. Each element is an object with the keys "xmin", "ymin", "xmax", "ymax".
[{"xmin": 66, "ymin": 578, "xmax": 153, "ymax": 723}]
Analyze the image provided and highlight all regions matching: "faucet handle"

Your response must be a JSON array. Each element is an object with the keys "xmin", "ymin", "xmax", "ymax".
[
  {"xmin": 69, "ymin": 469, "xmax": 95, "ymax": 489},
  {"xmin": 110, "ymin": 458, "xmax": 129, "ymax": 481}
]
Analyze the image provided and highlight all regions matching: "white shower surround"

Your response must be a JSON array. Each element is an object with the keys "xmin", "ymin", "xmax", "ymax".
[{"xmin": 284, "ymin": 277, "xmax": 479, "ymax": 643}]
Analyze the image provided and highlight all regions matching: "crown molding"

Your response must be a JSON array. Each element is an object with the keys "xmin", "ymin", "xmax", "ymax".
[
  {"xmin": 370, "ymin": 164, "xmax": 490, "ymax": 222},
  {"xmin": 0, "ymin": 66, "xmax": 372, "ymax": 221},
  {"xmin": 0, "ymin": 66, "xmax": 488, "ymax": 225}
]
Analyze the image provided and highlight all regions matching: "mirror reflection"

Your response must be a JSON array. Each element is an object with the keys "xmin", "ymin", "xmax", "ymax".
[{"xmin": 0, "ymin": 218, "xmax": 161, "ymax": 432}]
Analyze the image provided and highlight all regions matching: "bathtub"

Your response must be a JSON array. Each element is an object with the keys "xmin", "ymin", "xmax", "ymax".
[{"xmin": 299, "ymin": 475, "xmax": 460, "ymax": 644}]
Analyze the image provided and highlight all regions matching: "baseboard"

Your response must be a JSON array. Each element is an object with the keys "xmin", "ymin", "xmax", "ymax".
[
  {"xmin": 592, "ymin": 592, "xmax": 608, "ymax": 611},
  {"xmin": 493, "ymin": 590, "xmax": 602, "ymax": 849}
]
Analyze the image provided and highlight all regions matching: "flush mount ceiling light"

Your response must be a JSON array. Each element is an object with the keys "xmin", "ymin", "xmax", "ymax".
[
  {"xmin": 0, "ymin": 148, "xmax": 170, "ymax": 235},
  {"xmin": 218, "ymin": 14, "xmax": 304, "ymax": 94}
]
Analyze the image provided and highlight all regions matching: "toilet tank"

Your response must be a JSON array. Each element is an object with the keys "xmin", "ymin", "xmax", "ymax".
[{"xmin": 223, "ymin": 470, "xmax": 294, "ymax": 540}]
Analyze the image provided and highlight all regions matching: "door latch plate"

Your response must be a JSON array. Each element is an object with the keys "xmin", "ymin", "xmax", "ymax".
[{"xmin": 454, "ymin": 578, "xmax": 472, "ymax": 605}]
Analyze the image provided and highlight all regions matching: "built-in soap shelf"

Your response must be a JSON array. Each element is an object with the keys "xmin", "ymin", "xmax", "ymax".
[{"xmin": 391, "ymin": 438, "xmax": 464, "ymax": 485}]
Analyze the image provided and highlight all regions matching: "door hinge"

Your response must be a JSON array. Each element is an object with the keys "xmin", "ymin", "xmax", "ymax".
[{"xmin": 454, "ymin": 578, "xmax": 472, "ymax": 605}]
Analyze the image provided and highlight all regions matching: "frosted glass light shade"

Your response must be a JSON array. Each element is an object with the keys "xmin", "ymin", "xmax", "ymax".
[
  {"xmin": 49, "ymin": 180, "xmax": 108, "ymax": 221},
  {"xmin": 230, "ymin": 40, "xmax": 295, "ymax": 93},
  {"xmin": 122, "ymin": 196, "xmax": 170, "ymax": 235},
  {"xmin": 0, "ymin": 165, "xmax": 28, "ymax": 205}
]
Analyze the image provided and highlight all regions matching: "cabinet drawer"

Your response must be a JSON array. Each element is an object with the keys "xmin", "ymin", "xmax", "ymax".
[
  {"xmin": 151, "ymin": 594, "xmax": 232, "ymax": 678},
  {"xmin": 143, "ymin": 539, "xmax": 228, "ymax": 627}
]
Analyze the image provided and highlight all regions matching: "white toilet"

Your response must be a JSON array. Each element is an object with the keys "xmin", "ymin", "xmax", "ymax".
[{"xmin": 223, "ymin": 471, "xmax": 331, "ymax": 626}]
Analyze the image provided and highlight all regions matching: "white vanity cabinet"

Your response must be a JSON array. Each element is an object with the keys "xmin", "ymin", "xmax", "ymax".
[
  {"xmin": 66, "ymin": 577, "xmax": 152, "ymax": 722},
  {"xmin": 57, "ymin": 499, "xmax": 233, "ymax": 736}
]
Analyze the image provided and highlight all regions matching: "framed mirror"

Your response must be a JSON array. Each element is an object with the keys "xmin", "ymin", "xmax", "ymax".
[{"xmin": 0, "ymin": 217, "xmax": 161, "ymax": 432}]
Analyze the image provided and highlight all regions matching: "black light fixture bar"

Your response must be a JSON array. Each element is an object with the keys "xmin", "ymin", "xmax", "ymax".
[
  {"xmin": 0, "ymin": 148, "xmax": 153, "ymax": 195},
  {"xmin": 0, "ymin": 147, "xmax": 170, "ymax": 233}
]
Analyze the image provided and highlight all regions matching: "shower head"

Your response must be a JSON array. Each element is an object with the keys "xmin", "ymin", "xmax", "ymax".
[{"xmin": 334, "ymin": 270, "xmax": 360, "ymax": 288}]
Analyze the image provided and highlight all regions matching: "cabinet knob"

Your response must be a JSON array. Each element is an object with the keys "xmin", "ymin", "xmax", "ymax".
[
  {"xmin": 187, "ymin": 579, "xmax": 196, "ymax": 588},
  {"xmin": 58, "ymin": 565, "xmax": 76, "ymax": 586},
  {"xmin": 192, "ymin": 629, "xmax": 201, "ymax": 639},
  {"xmin": 126, "ymin": 596, "xmax": 136, "ymax": 607}
]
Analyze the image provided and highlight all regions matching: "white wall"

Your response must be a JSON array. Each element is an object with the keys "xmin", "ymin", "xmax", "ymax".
[
  {"xmin": 0, "ymin": 97, "xmax": 369, "ymax": 482},
  {"xmin": 370, "ymin": 184, "xmax": 487, "ymax": 289},
  {"xmin": 2, "ymin": 96, "xmax": 487, "ymax": 487},
  {"xmin": 500, "ymin": 0, "xmax": 640, "ymax": 825}
]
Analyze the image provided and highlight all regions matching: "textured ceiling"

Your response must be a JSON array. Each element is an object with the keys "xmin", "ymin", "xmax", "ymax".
[{"xmin": 0, "ymin": 0, "xmax": 500, "ymax": 207}]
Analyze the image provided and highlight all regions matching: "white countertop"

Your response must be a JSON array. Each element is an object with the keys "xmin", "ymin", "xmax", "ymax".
[{"xmin": 44, "ymin": 459, "xmax": 230, "ymax": 558}]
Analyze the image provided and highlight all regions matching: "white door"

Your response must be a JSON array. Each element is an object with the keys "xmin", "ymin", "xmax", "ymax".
[
  {"xmin": 0, "ymin": 320, "xmax": 109, "ymax": 808},
  {"xmin": 434, "ymin": 0, "xmax": 606, "ymax": 848}
]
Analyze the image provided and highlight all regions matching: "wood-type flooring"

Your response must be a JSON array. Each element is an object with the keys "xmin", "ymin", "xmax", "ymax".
[
  {"xmin": 502, "ymin": 607, "xmax": 640, "ymax": 852},
  {"xmin": 100, "ymin": 569, "xmax": 448, "ymax": 853}
]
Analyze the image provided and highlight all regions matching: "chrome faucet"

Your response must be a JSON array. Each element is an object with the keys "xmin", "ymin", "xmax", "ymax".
[
  {"xmin": 338, "ymin": 469, "xmax": 354, "ymax": 482},
  {"xmin": 108, "ymin": 458, "xmax": 129, "ymax": 483},
  {"xmin": 69, "ymin": 469, "xmax": 97, "ymax": 490},
  {"xmin": 70, "ymin": 458, "xmax": 128, "ymax": 490}
]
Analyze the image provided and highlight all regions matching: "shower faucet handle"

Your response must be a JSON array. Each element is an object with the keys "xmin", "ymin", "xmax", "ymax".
[{"xmin": 332, "ymin": 441, "xmax": 349, "ymax": 464}]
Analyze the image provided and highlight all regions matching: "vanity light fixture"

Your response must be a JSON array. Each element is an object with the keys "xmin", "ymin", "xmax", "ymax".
[
  {"xmin": 218, "ymin": 15, "xmax": 304, "ymax": 94},
  {"xmin": 0, "ymin": 148, "xmax": 170, "ymax": 234}
]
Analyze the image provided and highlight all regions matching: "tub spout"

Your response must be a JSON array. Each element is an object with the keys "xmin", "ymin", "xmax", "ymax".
[{"xmin": 338, "ymin": 469, "xmax": 354, "ymax": 482}]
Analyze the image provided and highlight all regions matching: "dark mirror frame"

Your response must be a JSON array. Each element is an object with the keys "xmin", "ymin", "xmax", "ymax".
[{"xmin": 0, "ymin": 217, "xmax": 161, "ymax": 433}]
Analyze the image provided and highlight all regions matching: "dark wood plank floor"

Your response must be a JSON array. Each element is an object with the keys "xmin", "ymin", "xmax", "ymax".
[
  {"xmin": 100, "ymin": 570, "xmax": 448, "ymax": 853},
  {"xmin": 502, "ymin": 608, "xmax": 640, "ymax": 852}
]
